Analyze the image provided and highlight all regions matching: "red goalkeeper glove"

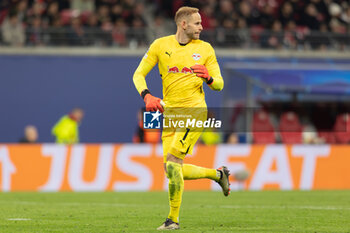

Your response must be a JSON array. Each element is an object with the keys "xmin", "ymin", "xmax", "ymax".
[
  {"xmin": 191, "ymin": 64, "xmax": 213, "ymax": 84},
  {"xmin": 143, "ymin": 93, "xmax": 164, "ymax": 113}
]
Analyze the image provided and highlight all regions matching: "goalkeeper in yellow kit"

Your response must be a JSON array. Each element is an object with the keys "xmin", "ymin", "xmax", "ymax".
[{"xmin": 133, "ymin": 6, "xmax": 230, "ymax": 230}]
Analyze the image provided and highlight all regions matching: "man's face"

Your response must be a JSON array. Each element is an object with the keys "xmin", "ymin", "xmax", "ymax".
[
  {"xmin": 10, "ymin": 16, "xmax": 18, "ymax": 25},
  {"xmin": 184, "ymin": 13, "xmax": 203, "ymax": 40},
  {"xmin": 73, "ymin": 110, "xmax": 84, "ymax": 123},
  {"xmin": 25, "ymin": 126, "xmax": 38, "ymax": 142}
]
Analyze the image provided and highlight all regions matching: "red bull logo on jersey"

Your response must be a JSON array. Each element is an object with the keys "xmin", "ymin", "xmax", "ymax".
[
  {"xmin": 168, "ymin": 66, "xmax": 180, "ymax": 73},
  {"xmin": 167, "ymin": 66, "xmax": 193, "ymax": 74},
  {"xmin": 181, "ymin": 67, "xmax": 193, "ymax": 74}
]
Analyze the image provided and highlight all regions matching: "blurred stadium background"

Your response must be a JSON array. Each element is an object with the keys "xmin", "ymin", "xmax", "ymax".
[
  {"xmin": 0, "ymin": 1, "xmax": 350, "ymax": 231},
  {"xmin": 1, "ymin": 0, "xmax": 350, "ymax": 188}
]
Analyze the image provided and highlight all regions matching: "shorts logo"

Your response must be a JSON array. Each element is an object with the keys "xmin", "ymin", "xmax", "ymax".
[
  {"xmin": 192, "ymin": 53, "xmax": 201, "ymax": 61},
  {"xmin": 143, "ymin": 110, "xmax": 162, "ymax": 129}
]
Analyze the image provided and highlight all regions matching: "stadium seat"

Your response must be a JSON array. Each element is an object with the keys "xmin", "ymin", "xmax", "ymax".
[
  {"xmin": 0, "ymin": 9, "xmax": 8, "ymax": 25},
  {"xmin": 333, "ymin": 113, "xmax": 350, "ymax": 144},
  {"xmin": 279, "ymin": 111, "xmax": 303, "ymax": 144},
  {"xmin": 250, "ymin": 25, "xmax": 264, "ymax": 42},
  {"xmin": 252, "ymin": 110, "xmax": 276, "ymax": 144},
  {"xmin": 60, "ymin": 10, "xmax": 75, "ymax": 25},
  {"xmin": 318, "ymin": 131, "xmax": 336, "ymax": 144},
  {"xmin": 80, "ymin": 11, "xmax": 91, "ymax": 24}
]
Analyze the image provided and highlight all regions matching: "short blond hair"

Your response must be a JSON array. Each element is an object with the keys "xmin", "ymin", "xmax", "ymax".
[{"xmin": 174, "ymin": 6, "xmax": 199, "ymax": 25}]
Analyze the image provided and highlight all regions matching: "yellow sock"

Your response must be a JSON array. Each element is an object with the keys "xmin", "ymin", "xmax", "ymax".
[
  {"xmin": 182, "ymin": 164, "xmax": 221, "ymax": 182},
  {"xmin": 166, "ymin": 161, "xmax": 184, "ymax": 223}
]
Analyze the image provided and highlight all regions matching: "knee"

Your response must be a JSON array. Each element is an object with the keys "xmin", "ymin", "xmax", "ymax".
[
  {"xmin": 166, "ymin": 153, "xmax": 183, "ymax": 164},
  {"xmin": 166, "ymin": 161, "xmax": 182, "ymax": 181},
  {"xmin": 166, "ymin": 161, "xmax": 176, "ymax": 179}
]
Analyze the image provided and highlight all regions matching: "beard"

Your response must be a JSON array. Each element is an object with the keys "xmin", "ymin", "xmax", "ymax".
[
  {"xmin": 192, "ymin": 33, "xmax": 200, "ymax": 39},
  {"xmin": 186, "ymin": 30, "xmax": 200, "ymax": 40}
]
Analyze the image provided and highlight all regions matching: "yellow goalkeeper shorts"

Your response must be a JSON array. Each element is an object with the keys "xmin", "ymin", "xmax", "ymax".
[{"xmin": 162, "ymin": 107, "xmax": 207, "ymax": 162}]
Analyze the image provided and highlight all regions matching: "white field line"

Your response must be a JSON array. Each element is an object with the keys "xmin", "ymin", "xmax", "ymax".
[
  {"xmin": 7, "ymin": 218, "xmax": 31, "ymax": 221},
  {"xmin": 220, "ymin": 205, "xmax": 350, "ymax": 211},
  {"xmin": 0, "ymin": 200, "xmax": 162, "ymax": 208},
  {"xmin": 0, "ymin": 200, "xmax": 349, "ymax": 211}
]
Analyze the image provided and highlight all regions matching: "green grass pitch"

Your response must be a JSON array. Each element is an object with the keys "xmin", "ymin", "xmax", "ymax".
[{"xmin": 0, "ymin": 190, "xmax": 349, "ymax": 232}]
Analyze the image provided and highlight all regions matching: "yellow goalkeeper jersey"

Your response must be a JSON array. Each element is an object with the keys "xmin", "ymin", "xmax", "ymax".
[{"xmin": 133, "ymin": 35, "xmax": 223, "ymax": 107}]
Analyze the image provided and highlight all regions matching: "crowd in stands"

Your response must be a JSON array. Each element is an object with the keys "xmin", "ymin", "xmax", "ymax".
[{"xmin": 0, "ymin": 0, "xmax": 350, "ymax": 49}]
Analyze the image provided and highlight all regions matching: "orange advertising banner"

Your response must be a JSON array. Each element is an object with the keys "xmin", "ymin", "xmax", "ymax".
[{"xmin": 0, "ymin": 144, "xmax": 349, "ymax": 191}]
